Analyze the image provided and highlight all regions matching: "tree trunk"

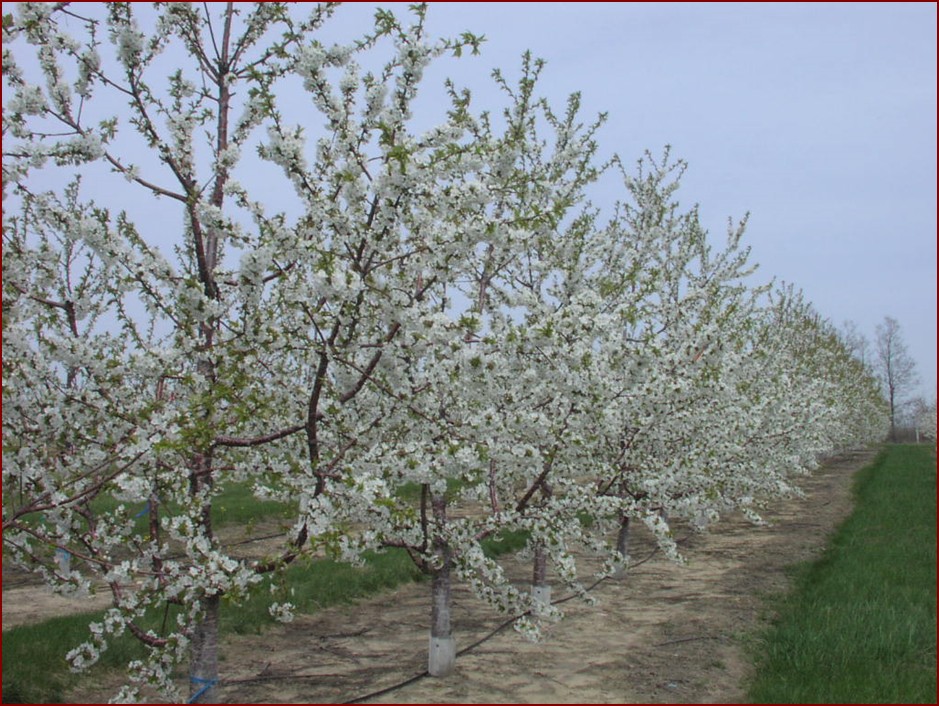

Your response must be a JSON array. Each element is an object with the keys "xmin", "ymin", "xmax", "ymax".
[
  {"xmin": 428, "ymin": 494, "xmax": 455, "ymax": 677},
  {"xmin": 188, "ymin": 593, "xmax": 220, "ymax": 703},
  {"xmin": 55, "ymin": 547, "xmax": 71, "ymax": 577},
  {"xmin": 186, "ymin": 20, "xmax": 227, "ymax": 690},
  {"xmin": 530, "ymin": 482, "xmax": 553, "ymax": 611},
  {"xmin": 188, "ymin": 452, "xmax": 219, "ymax": 702},
  {"xmin": 612, "ymin": 515, "xmax": 631, "ymax": 578},
  {"xmin": 531, "ymin": 542, "xmax": 551, "ymax": 614},
  {"xmin": 889, "ymin": 384, "xmax": 897, "ymax": 442}
]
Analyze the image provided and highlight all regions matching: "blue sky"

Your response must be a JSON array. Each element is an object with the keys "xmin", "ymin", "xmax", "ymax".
[{"xmin": 395, "ymin": 1, "xmax": 936, "ymax": 399}]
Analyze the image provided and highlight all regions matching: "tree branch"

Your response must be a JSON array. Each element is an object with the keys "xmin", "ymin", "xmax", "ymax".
[{"xmin": 213, "ymin": 424, "xmax": 305, "ymax": 448}]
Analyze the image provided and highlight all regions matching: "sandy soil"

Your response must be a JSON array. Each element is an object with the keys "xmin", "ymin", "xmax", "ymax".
[{"xmin": 3, "ymin": 448, "xmax": 876, "ymax": 704}]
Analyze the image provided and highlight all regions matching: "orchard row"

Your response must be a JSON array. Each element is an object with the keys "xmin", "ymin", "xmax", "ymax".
[{"xmin": 2, "ymin": 4, "xmax": 887, "ymax": 701}]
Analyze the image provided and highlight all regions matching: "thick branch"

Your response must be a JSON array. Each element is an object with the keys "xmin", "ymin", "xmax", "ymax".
[
  {"xmin": 515, "ymin": 457, "xmax": 554, "ymax": 515},
  {"xmin": 338, "ymin": 322, "xmax": 401, "ymax": 403},
  {"xmin": 213, "ymin": 424, "xmax": 304, "ymax": 449}
]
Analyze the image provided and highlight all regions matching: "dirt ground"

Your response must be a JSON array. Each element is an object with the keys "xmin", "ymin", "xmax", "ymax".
[{"xmin": 3, "ymin": 448, "xmax": 876, "ymax": 704}]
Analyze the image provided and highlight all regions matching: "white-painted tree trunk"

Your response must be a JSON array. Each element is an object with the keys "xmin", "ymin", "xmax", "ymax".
[
  {"xmin": 612, "ymin": 515, "xmax": 631, "ymax": 578},
  {"xmin": 531, "ymin": 543, "xmax": 552, "ymax": 615},
  {"xmin": 428, "ymin": 494, "xmax": 455, "ymax": 677},
  {"xmin": 189, "ymin": 594, "xmax": 220, "ymax": 703},
  {"xmin": 55, "ymin": 547, "xmax": 71, "ymax": 577}
]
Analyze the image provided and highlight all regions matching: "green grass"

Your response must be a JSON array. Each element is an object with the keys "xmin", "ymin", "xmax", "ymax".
[
  {"xmin": 2, "ymin": 610, "xmax": 143, "ymax": 704},
  {"xmin": 87, "ymin": 480, "xmax": 296, "ymax": 534},
  {"xmin": 747, "ymin": 444, "xmax": 937, "ymax": 704},
  {"xmin": 393, "ymin": 477, "xmax": 469, "ymax": 503},
  {"xmin": 225, "ymin": 548, "xmax": 426, "ymax": 638},
  {"xmin": 4, "ymin": 481, "xmax": 297, "ymax": 553}
]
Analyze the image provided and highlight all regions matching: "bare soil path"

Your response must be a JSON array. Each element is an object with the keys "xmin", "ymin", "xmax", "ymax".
[{"xmin": 3, "ymin": 448, "xmax": 876, "ymax": 704}]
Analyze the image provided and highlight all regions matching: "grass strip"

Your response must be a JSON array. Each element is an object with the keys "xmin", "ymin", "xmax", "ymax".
[{"xmin": 747, "ymin": 444, "xmax": 937, "ymax": 704}]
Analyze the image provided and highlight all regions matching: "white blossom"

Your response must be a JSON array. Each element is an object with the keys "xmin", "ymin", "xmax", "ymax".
[{"xmin": 268, "ymin": 601, "xmax": 296, "ymax": 623}]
